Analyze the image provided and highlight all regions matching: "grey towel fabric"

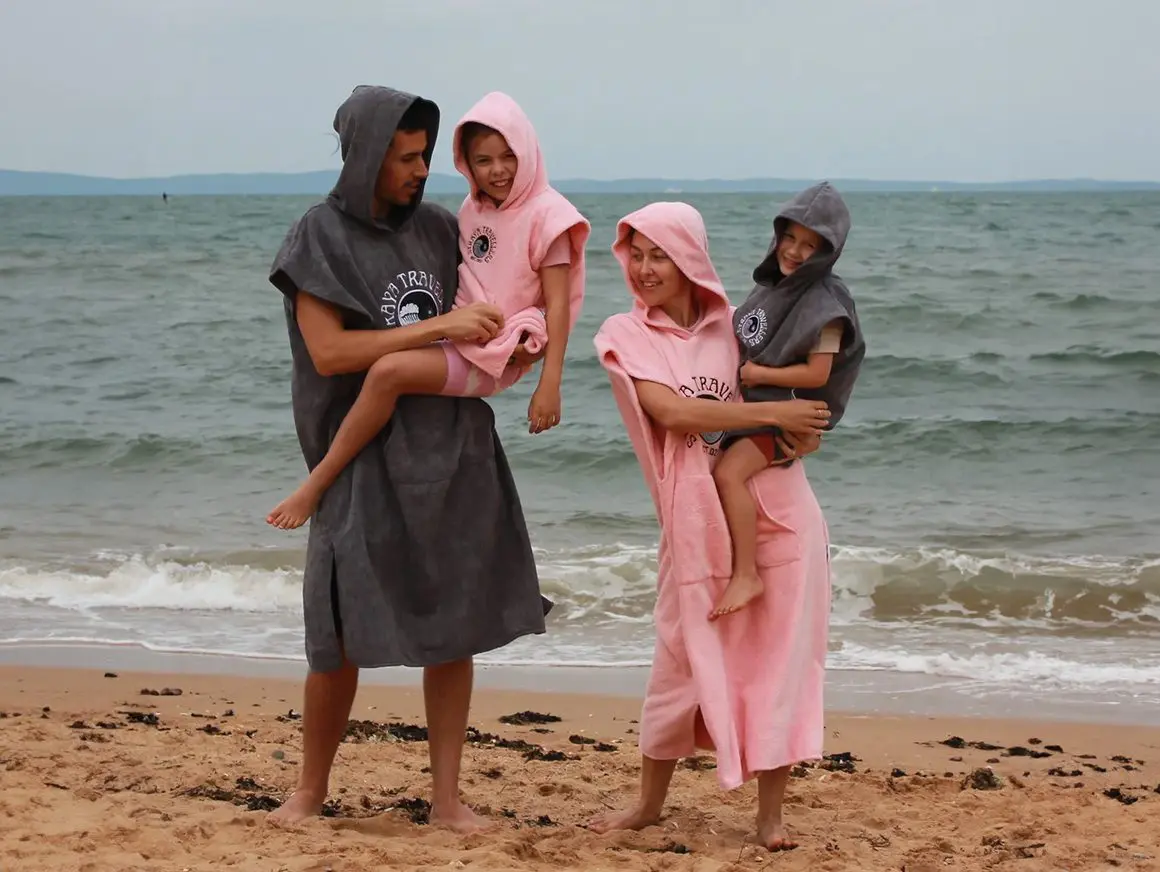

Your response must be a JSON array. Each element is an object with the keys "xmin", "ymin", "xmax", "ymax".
[{"xmin": 269, "ymin": 85, "xmax": 547, "ymax": 672}]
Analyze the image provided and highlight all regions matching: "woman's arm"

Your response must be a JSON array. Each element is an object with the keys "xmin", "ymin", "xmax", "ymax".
[
  {"xmin": 295, "ymin": 290, "xmax": 503, "ymax": 376},
  {"xmin": 632, "ymin": 379, "xmax": 829, "ymax": 436}
]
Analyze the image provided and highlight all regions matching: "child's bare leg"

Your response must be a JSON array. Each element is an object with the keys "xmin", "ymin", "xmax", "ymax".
[
  {"xmin": 709, "ymin": 436, "xmax": 772, "ymax": 620},
  {"xmin": 267, "ymin": 346, "xmax": 450, "ymax": 529}
]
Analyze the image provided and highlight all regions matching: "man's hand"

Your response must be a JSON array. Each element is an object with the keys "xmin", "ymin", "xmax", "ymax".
[
  {"xmin": 527, "ymin": 383, "xmax": 562, "ymax": 434},
  {"xmin": 438, "ymin": 303, "xmax": 504, "ymax": 344}
]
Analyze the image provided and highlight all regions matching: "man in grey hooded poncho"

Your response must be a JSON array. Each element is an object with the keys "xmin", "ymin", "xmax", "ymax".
[{"xmin": 266, "ymin": 85, "xmax": 548, "ymax": 832}]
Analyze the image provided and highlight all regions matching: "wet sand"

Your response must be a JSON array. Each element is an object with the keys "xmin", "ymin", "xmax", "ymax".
[{"xmin": 1, "ymin": 663, "xmax": 1158, "ymax": 871}]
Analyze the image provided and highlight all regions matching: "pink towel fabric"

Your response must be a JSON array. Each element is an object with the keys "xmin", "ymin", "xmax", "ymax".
[
  {"xmin": 450, "ymin": 92, "xmax": 590, "ymax": 378},
  {"xmin": 594, "ymin": 202, "xmax": 832, "ymax": 791}
]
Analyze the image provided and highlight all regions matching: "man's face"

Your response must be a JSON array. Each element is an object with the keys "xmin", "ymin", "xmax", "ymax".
[{"xmin": 374, "ymin": 129, "xmax": 429, "ymax": 207}]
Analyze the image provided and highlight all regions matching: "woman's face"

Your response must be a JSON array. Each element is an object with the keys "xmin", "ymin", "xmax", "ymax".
[{"xmin": 627, "ymin": 231, "xmax": 692, "ymax": 309}]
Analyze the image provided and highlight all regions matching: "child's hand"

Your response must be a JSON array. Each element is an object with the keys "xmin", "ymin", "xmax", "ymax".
[
  {"xmin": 527, "ymin": 384, "xmax": 562, "ymax": 434},
  {"xmin": 739, "ymin": 361, "xmax": 766, "ymax": 387}
]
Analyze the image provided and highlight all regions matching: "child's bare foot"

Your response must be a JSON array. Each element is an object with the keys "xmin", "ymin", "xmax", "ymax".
[
  {"xmin": 756, "ymin": 816, "xmax": 798, "ymax": 852},
  {"xmin": 267, "ymin": 788, "xmax": 326, "ymax": 825},
  {"xmin": 266, "ymin": 484, "xmax": 321, "ymax": 530},
  {"xmin": 585, "ymin": 805, "xmax": 660, "ymax": 834},
  {"xmin": 429, "ymin": 799, "xmax": 492, "ymax": 834},
  {"xmin": 709, "ymin": 572, "xmax": 764, "ymax": 620}
]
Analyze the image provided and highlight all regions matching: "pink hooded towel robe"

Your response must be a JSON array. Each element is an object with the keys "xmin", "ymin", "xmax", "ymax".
[
  {"xmin": 593, "ymin": 202, "xmax": 832, "ymax": 790},
  {"xmin": 450, "ymin": 92, "xmax": 590, "ymax": 379}
]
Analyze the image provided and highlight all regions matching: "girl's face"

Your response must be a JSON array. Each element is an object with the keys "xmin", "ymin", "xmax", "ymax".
[
  {"xmin": 467, "ymin": 131, "xmax": 518, "ymax": 204},
  {"xmin": 776, "ymin": 221, "xmax": 824, "ymax": 276}
]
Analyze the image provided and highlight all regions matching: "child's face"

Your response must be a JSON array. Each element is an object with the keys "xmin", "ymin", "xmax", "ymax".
[
  {"xmin": 628, "ymin": 231, "xmax": 691, "ymax": 309},
  {"xmin": 467, "ymin": 131, "xmax": 518, "ymax": 204},
  {"xmin": 776, "ymin": 221, "xmax": 823, "ymax": 276}
]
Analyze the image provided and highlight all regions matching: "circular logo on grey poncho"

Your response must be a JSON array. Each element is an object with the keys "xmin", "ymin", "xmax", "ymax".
[
  {"xmin": 739, "ymin": 308, "xmax": 768, "ymax": 347},
  {"xmin": 379, "ymin": 268, "xmax": 444, "ymax": 327},
  {"xmin": 397, "ymin": 288, "xmax": 440, "ymax": 326}
]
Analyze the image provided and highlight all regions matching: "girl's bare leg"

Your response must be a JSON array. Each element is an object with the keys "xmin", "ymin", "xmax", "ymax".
[
  {"xmin": 267, "ymin": 346, "xmax": 450, "ymax": 529},
  {"xmin": 756, "ymin": 766, "xmax": 798, "ymax": 851},
  {"xmin": 709, "ymin": 437, "xmax": 772, "ymax": 619},
  {"xmin": 585, "ymin": 755, "xmax": 677, "ymax": 833}
]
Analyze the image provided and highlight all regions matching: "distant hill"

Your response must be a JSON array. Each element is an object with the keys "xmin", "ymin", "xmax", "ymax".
[{"xmin": 2, "ymin": 168, "xmax": 1158, "ymax": 196}]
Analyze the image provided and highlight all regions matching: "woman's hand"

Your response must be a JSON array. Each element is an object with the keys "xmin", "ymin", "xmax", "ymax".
[{"xmin": 761, "ymin": 398, "xmax": 830, "ymax": 435}]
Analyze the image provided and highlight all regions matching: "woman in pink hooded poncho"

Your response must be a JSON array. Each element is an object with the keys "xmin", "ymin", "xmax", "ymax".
[
  {"xmin": 268, "ymin": 92, "xmax": 589, "ymax": 529},
  {"xmin": 588, "ymin": 202, "xmax": 832, "ymax": 852}
]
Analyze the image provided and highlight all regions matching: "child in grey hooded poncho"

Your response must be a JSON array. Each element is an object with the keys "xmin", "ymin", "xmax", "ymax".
[{"xmin": 709, "ymin": 182, "xmax": 865, "ymax": 621}]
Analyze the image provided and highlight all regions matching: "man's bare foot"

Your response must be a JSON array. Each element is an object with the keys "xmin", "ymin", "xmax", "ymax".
[
  {"xmin": 756, "ymin": 817, "xmax": 798, "ymax": 852},
  {"xmin": 585, "ymin": 805, "xmax": 661, "ymax": 834},
  {"xmin": 709, "ymin": 572, "xmax": 764, "ymax": 620},
  {"xmin": 266, "ymin": 484, "xmax": 321, "ymax": 530},
  {"xmin": 268, "ymin": 788, "xmax": 325, "ymax": 825},
  {"xmin": 429, "ymin": 800, "xmax": 492, "ymax": 834}
]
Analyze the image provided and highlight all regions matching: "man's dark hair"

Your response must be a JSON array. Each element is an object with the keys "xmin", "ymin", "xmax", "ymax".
[{"xmin": 397, "ymin": 100, "xmax": 431, "ymax": 133}]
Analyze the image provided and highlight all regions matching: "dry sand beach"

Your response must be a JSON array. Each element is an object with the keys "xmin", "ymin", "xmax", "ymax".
[{"xmin": 2, "ymin": 663, "xmax": 1158, "ymax": 872}]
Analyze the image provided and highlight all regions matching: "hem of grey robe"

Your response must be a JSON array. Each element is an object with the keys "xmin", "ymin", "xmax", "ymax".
[{"xmin": 301, "ymin": 536, "xmax": 550, "ymax": 674}]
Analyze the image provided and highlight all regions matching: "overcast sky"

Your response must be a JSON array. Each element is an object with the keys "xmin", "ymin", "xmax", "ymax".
[{"xmin": 2, "ymin": 0, "xmax": 1156, "ymax": 181}]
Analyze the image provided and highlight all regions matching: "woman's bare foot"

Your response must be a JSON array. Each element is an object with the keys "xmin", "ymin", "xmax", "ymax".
[
  {"xmin": 756, "ymin": 816, "xmax": 798, "ymax": 852},
  {"xmin": 709, "ymin": 572, "xmax": 764, "ymax": 620},
  {"xmin": 429, "ymin": 799, "xmax": 492, "ymax": 834},
  {"xmin": 266, "ymin": 483, "xmax": 321, "ymax": 530},
  {"xmin": 585, "ymin": 805, "xmax": 661, "ymax": 834},
  {"xmin": 268, "ymin": 788, "xmax": 326, "ymax": 825}
]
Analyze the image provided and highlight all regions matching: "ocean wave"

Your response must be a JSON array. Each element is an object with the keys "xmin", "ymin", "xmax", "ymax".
[
  {"xmin": 2, "ymin": 543, "xmax": 1156, "ymax": 633},
  {"xmin": 1, "ymin": 432, "xmax": 299, "ymax": 470},
  {"xmin": 1030, "ymin": 348, "xmax": 1160, "ymax": 367},
  {"xmin": 830, "ymin": 642, "xmax": 1160, "ymax": 688}
]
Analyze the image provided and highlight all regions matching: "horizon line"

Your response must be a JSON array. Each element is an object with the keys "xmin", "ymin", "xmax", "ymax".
[{"xmin": 3, "ymin": 167, "xmax": 1159, "ymax": 186}]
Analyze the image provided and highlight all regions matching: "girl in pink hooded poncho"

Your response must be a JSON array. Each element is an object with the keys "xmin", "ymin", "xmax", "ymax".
[
  {"xmin": 268, "ymin": 92, "xmax": 589, "ymax": 529},
  {"xmin": 588, "ymin": 202, "xmax": 832, "ymax": 852}
]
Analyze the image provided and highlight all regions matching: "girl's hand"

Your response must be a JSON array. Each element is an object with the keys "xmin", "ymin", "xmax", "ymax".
[
  {"xmin": 739, "ymin": 361, "xmax": 767, "ymax": 387},
  {"xmin": 528, "ymin": 384, "xmax": 562, "ymax": 434}
]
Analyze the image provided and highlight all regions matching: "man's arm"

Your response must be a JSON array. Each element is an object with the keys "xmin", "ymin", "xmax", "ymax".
[{"xmin": 295, "ymin": 290, "xmax": 503, "ymax": 376}]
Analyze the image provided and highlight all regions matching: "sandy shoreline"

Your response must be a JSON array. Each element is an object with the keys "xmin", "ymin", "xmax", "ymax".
[
  {"xmin": 2, "ymin": 663, "xmax": 1158, "ymax": 871},
  {"xmin": 4, "ymin": 640, "xmax": 1157, "ymax": 727}
]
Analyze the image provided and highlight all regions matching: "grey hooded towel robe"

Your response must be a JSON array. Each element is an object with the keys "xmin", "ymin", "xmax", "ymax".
[
  {"xmin": 726, "ymin": 182, "xmax": 865, "ymax": 446},
  {"xmin": 269, "ymin": 85, "xmax": 548, "ymax": 672}
]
